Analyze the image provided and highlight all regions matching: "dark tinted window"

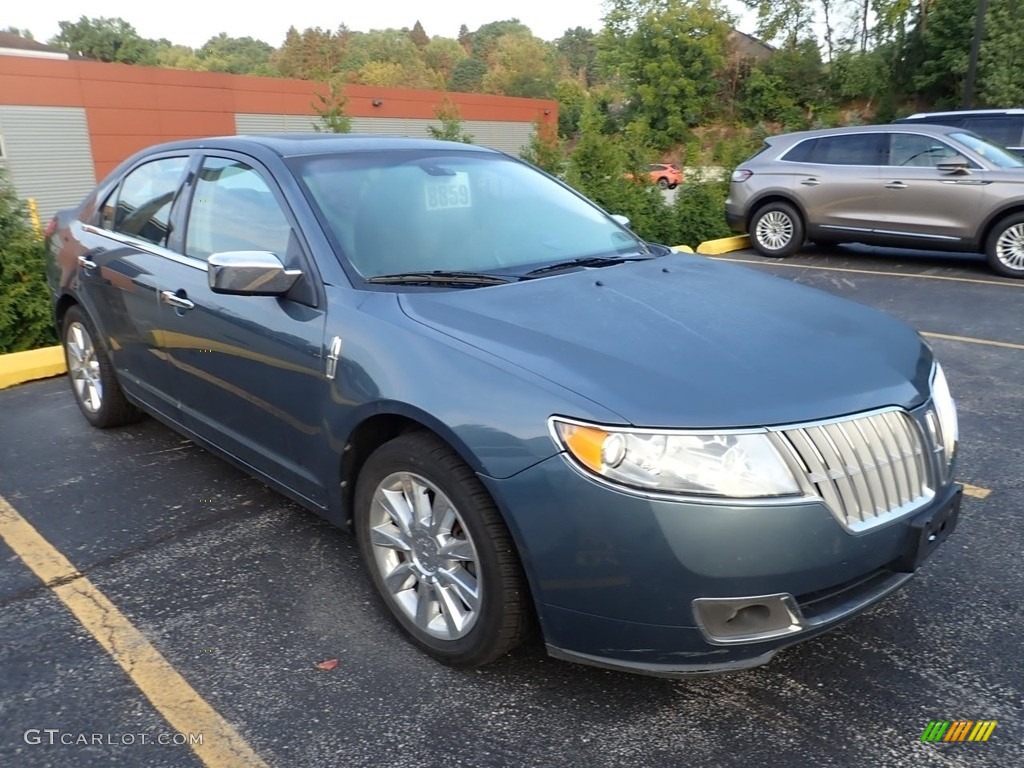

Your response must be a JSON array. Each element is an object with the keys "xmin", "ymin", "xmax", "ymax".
[
  {"xmin": 785, "ymin": 134, "xmax": 881, "ymax": 165},
  {"xmin": 112, "ymin": 157, "xmax": 188, "ymax": 246},
  {"xmin": 962, "ymin": 116, "xmax": 1024, "ymax": 147},
  {"xmin": 185, "ymin": 157, "xmax": 292, "ymax": 261}
]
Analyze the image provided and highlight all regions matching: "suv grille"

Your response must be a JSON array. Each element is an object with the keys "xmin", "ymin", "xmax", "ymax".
[{"xmin": 771, "ymin": 409, "xmax": 934, "ymax": 532}]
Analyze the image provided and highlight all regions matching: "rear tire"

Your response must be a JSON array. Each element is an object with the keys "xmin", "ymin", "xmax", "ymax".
[
  {"xmin": 985, "ymin": 213, "xmax": 1024, "ymax": 278},
  {"xmin": 354, "ymin": 431, "xmax": 531, "ymax": 668},
  {"xmin": 657, "ymin": 177, "xmax": 670, "ymax": 190},
  {"xmin": 750, "ymin": 202, "xmax": 805, "ymax": 257},
  {"xmin": 61, "ymin": 305, "xmax": 141, "ymax": 428}
]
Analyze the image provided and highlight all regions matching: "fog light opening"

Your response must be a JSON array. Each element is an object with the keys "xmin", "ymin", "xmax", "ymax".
[{"xmin": 726, "ymin": 603, "xmax": 772, "ymax": 630}]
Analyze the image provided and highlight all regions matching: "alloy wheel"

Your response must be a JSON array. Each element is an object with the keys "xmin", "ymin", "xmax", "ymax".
[
  {"xmin": 755, "ymin": 211, "xmax": 794, "ymax": 251},
  {"xmin": 66, "ymin": 322, "xmax": 103, "ymax": 413},
  {"xmin": 994, "ymin": 223, "xmax": 1024, "ymax": 271},
  {"xmin": 368, "ymin": 471, "xmax": 482, "ymax": 640}
]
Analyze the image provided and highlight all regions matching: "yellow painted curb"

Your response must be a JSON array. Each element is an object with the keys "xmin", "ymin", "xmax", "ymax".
[
  {"xmin": 670, "ymin": 244, "xmax": 694, "ymax": 253},
  {"xmin": 0, "ymin": 345, "xmax": 66, "ymax": 390},
  {"xmin": 696, "ymin": 235, "xmax": 750, "ymax": 255}
]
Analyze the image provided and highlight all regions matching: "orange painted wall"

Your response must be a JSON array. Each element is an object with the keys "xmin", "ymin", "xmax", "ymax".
[{"xmin": 0, "ymin": 57, "xmax": 558, "ymax": 180}]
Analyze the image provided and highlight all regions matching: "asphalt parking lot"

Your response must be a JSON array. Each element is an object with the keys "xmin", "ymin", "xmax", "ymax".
[{"xmin": 1, "ymin": 243, "xmax": 1022, "ymax": 768}]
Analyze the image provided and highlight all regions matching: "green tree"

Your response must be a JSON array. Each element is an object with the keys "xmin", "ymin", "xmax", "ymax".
[
  {"xmin": 0, "ymin": 170, "xmax": 56, "ymax": 353},
  {"xmin": 554, "ymin": 79, "xmax": 587, "ymax": 137},
  {"xmin": 312, "ymin": 78, "xmax": 353, "ymax": 133},
  {"xmin": 519, "ymin": 119, "xmax": 565, "ymax": 176},
  {"xmin": 153, "ymin": 41, "xmax": 200, "ymax": 70},
  {"xmin": 905, "ymin": 0, "xmax": 975, "ymax": 106},
  {"xmin": 556, "ymin": 27, "xmax": 599, "ymax": 85},
  {"xmin": 410, "ymin": 21, "xmax": 430, "ymax": 49},
  {"xmin": 345, "ymin": 29, "xmax": 432, "ymax": 88},
  {"xmin": 50, "ymin": 16, "xmax": 156, "ymax": 64},
  {"xmin": 564, "ymin": 100, "xmax": 671, "ymax": 243},
  {"xmin": 427, "ymin": 99, "xmax": 474, "ymax": 143},
  {"xmin": 195, "ymin": 33, "xmax": 273, "ymax": 74},
  {"xmin": 448, "ymin": 57, "xmax": 487, "ymax": 91},
  {"xmin": 458, "ymin": 24, "xmax": 473, "ymax": 53},
  {"xmin": 601, "ymin": 0, "xmax": 734, "ymax": 146},
  {"xmin": 471, "ymin": 19, "xmax": 532, "ymax": 60},
  {"xmin": 3, "ymin": 27, "xmax": 35, "ymax": 40},
  {"xmin": 978, "ymin": 0, "xmax": 1024, "ymax": 107},
  {"xmin": 272, "ymin": 26, "xmax": 351, "ymax": 80},
  {"xmin": 481, "ymin": 35, "xmax": 559, "ymax": 98},
  {"xmin": 423, "ymin": 37, "xmax": 468, "ymax": 84}
]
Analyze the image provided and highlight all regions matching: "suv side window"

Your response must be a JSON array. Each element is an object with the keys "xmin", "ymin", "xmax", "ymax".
[
  {"xmin": 783, "ymin": 134, "xmax": 882, "ymax": 165},
  {"xmin": 185, "ymin": 157, "xmax": 293, "ymax": 262},
  {"xmin": 111, "ymin": 157, "xmax": 189, "ymax": 247},
  {"xmin": 963, "ymin": 116, "xmax": 1024, "ymax": 148},
  {"xmin": 886, "ymin": 134, "xmax": 961, "ymax": 167}
]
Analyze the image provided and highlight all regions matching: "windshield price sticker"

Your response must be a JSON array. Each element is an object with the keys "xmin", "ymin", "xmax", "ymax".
[{"xmin": 425, "ymin": 173, "xmax": 471, "ymax": 210}]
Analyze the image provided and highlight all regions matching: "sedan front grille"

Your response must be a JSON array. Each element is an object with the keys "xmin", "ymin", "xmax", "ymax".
[{"xmin": 770, "ymin": 409, "xmax": 934, "ymax": 532}]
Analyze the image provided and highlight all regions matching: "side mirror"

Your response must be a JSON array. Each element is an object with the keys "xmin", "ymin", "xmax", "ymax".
[
  {"xmin": 611, "ymin": 214, "xmax": 632, "ymax": 229},
  {"xmin": 937, "ymin": 156, "xmax": 970, "ymax": 174},
  {"xmin": 207, "ymin": 251, "xmax": 302, "ymax": 296}
]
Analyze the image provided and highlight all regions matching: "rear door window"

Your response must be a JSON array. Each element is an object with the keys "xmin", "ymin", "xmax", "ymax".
[
  {"xmin": 786, "ymin": 134, "xmax": 882, "ymax": 166},
  {"xmin": 111, "ymin": 157, "xmax": 189, "ymax": 247}
]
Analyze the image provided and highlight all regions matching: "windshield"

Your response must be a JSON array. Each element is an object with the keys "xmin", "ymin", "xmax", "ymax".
[
  {"xmin": 951, "ymin": 131, "xmax": 1024, "ymax": 168},
  {"xmin": 292, "ymin": 150, "xmax": 646, "ymax": 279}
]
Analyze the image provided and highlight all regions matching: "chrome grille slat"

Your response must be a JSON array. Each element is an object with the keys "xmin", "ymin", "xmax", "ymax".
[{"xmin": 778, "ymin": 408, "xmax": 935, "ymax": 533}]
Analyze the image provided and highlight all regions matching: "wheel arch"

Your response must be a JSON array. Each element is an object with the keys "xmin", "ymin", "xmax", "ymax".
[
  {"xmin": 978, "ymin": 202, "xmax": 1024, "ymax": 251},
  {"xmin": 335, "ymin": 405, "xmax": 493, "ymax": 529},
  {"xmin": 744, "ymin": 192, "xmax": 809, "ymax": 230}
]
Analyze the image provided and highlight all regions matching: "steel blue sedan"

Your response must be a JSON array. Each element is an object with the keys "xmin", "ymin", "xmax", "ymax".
[{"xmin": 46, "ymin": 135, "xmax": 962, "ymax": 676}]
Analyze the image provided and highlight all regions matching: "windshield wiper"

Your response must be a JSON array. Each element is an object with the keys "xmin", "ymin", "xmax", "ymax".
[
  {"xmin": 518, "ymin": 254, "xmax": 656, "ymax": 279},
  {"xmin": 365, "ymin": 270, "xmax": 512, "ymax": 286}
]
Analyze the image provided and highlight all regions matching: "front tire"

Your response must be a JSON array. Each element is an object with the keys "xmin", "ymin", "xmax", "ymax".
[
  {"xmin": 62, "ymin": 305, "xmax": 141, "ymax": 428},
  {"xmin": 657, "ymin": 177, "xmax": 670, "ymax": 190},
  {"xmin": 985, "ymin": 214, "xmax": 1024, "ymax": 278},
  {"xmin": 354, "ymin": 431, "xmax": 530, "ymax": 668},
  {"xmin": 750, "ymin": 201, "xmax": 805, "ymax": 257}
]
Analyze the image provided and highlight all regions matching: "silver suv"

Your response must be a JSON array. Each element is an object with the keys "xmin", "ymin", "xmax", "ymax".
[{"xmin": 726, "ymin": 124, "xmax": 1024, "ymax": 278}]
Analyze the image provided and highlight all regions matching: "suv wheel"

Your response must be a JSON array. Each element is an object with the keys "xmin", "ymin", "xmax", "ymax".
[
  {"xmin": 750, "ymin": 202, "xmax": 804, "ymax": 258},
  {"xmin": 986, "ymin": 214, "xmax": 1024, "ymax": 278},
  {"xmin": 657, "ymin": 177, "xmax": 670, "ymax": 190}
]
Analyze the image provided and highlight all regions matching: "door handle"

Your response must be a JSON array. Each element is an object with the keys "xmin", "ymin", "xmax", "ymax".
[
  {"xmin": 801, "ymin": 178, "xmax": 821, "ymax": 186},
  {"xmin": 160, "ymin": 290, "xmax": 195, "ymax": 310},
  {"xmin": 77, "ymin": 255, "xmax": 98, "ymax": 270},
  {"xmin": 884, "ymin": 181, "xmax": 908, "ymax": 190}
]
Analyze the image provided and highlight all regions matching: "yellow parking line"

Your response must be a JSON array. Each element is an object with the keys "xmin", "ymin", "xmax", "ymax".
[
  {"xmin": 715, "ymin": 257, "xmax": 1024, "ymax": 288},
  {"xmin": 962, "ymin": 484, "xmax": 992, "ymax": 500},
  {"xmin": 920, "ymin": 331, "xmax": 1024, "ymax": 352},
  {"xmin": 0, "ymin": 495, "xmax": 268, "ymax": 768}
]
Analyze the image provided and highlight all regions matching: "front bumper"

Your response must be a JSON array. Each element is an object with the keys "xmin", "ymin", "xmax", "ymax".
[{"xmin": 483, "ymin": 455, "xmax": 961, "ymax": 677}]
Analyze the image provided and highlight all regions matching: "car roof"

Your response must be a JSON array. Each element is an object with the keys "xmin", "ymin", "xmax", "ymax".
[
  {"xmin": 763, "ymin": 123, "xmax": 964, "ymax": 144},
  {"xmin": 135, "ymin": 133, "xmax": 500, "ymax": 158},
  {"xmin": 900, "ymin": 109, "xmax": 1024, "ymax": 119}
]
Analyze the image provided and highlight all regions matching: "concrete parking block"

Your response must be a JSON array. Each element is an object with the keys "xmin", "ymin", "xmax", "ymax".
[{"xmin": 0, "ymin": 345, "xmax": 65, "ymax": 390}]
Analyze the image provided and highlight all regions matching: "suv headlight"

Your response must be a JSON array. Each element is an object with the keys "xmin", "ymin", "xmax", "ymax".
[
  {"xmin": 931, "ymin": 362, "xmax": 958, "ymax": 461},
  {"xmin": 551, "ymin": 419, "xmax": 801, "ymax": 498}
]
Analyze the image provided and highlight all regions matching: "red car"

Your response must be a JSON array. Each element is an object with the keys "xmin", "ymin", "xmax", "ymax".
[{"xmin": 641, "ymin": 163, "xmax": 683, "ymax": 189}]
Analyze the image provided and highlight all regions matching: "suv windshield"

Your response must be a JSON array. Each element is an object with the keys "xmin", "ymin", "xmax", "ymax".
[
  {"xmin": 951, "ymin": 131, "xmax": 1024, "ymax": 168},
  {"xmin": 292, "ymin": 150, "xmax": 646, "ymax": 279}
]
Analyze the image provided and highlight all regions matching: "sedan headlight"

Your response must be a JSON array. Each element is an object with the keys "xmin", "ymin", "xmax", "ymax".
[
  {"xmin": 931, "ymin": 362, "xmax": 958, "ymax": 460},
  {"xmin": 551, "ymin": 419, "xmax": 801, "ymax": 498}
]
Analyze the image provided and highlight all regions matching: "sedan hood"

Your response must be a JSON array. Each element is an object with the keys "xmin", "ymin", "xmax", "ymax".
[{"xmin": 398, "ymin": 255, "xmax": 932, "ymax": 428}]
